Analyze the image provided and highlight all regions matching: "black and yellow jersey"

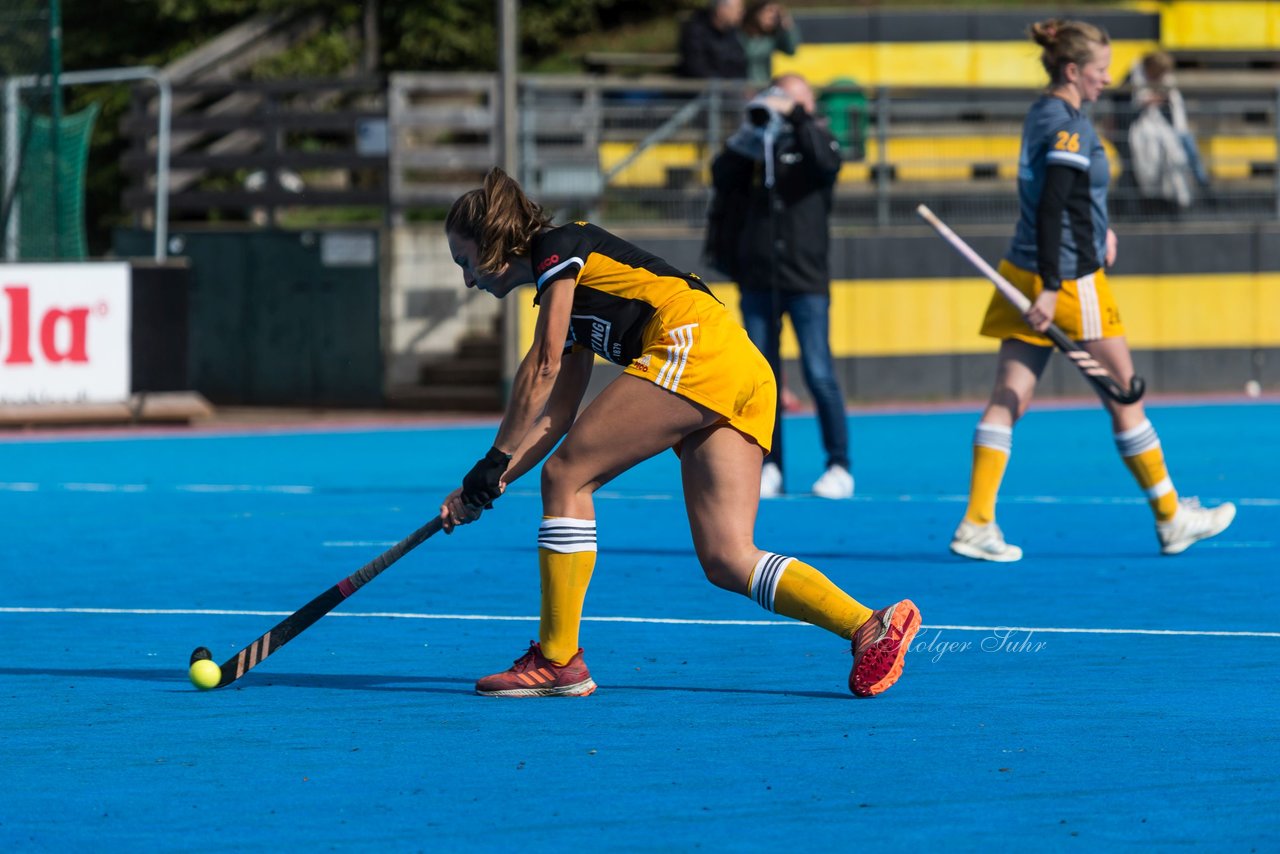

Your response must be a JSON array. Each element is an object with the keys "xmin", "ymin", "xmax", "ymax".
[{"xmin": 531, "ymin": 222, "xmax": 718, "ymax": 365}]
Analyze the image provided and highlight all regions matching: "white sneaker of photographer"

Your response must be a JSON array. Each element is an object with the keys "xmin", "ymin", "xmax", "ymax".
[
  {"xmin": 760, "ymin": 462, "xmax": 783, "ymax": 499},
  {"xmin": 812, "ymin": 465, "xmax": 854, "ymax": 499}
]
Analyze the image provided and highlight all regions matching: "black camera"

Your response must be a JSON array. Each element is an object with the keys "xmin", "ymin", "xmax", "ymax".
[{"xmin": 747, "ymin": 105, "xmax": 772, "ymax": 128}]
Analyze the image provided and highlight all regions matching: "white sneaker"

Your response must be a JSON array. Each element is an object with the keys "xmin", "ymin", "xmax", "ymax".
[
  {"xmin": 950, "ymin": 520, "xmax": 1023, "ymax": 562},
  {"xmin": 1156, "ymin": 498, "xmax": 1237, "ymax": 555},
  {"xmin": 760, "ymin": 462, "xmax": 783, "ymax": 499},
  {"xmin": 812, "ymin": 465, "xmax": 854, "ymax": 499}
]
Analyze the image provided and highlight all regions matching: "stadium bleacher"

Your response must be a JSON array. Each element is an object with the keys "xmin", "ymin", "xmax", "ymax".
[{"xmin": 581, "ymin": 2, "xmax": 1280, "ymax": 227}]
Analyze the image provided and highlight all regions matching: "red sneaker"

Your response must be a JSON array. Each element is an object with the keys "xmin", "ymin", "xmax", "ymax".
[
  {"xmin": 475, "ymin": 642, "xmax": 598, "ymax": 697},
  {"xmin": 849, "ymin": 599, "xmax": 921, "ymax": 698}
]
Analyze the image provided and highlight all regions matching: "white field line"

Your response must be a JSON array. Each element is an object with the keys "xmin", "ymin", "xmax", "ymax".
[
  {"xmin": 321, "ymin": 540, "xmax": 1280, "ymax": 550},
  {"xmin": 2, "ymin": 482, "xmax": 1276, "ymax": 508},
  {"xmin": 0, "ymin": 482, "xmax": 316, "ymax": 494},
  {"xmin": 1, "ymin": 607, "xmax": 1277, "ymax": 637}
]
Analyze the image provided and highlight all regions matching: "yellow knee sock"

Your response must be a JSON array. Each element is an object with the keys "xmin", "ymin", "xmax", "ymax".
[
  {"xmin": 537, "ymin": 518, "xmax": 597, "ymax": 664},
  {"xmin": 748, "ymin": 554, "xmax": 873, "ymax": 640},
  {"xmin": 964, "ymin": 422, "xmax": 1013, "ymax": 525},
  {"xmin": 1115, "ymin": 420, "xmax": 1179, "ymax": 521}
]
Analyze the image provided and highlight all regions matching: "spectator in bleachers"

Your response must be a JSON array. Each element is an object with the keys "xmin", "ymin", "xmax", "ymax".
[
  {"xmin": 710, "ymin": 73, "xmax": 853, "ymax": 500},
  {"xmin": 1126, "ymin": 50, "xmax": 1208, "ymax": 211},
  {"xmin": 739, "ymin": 1, "xmax": 802, "ymax": 86},
  {"xmin": 676, "ymin": 0, "xmax": 748, "ymax": 80}
]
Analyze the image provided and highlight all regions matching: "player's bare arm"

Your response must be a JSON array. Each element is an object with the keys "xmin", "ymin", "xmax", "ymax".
[{"xmin": 491, "ymin": 276, "xmax": 577, "ymax": 455}]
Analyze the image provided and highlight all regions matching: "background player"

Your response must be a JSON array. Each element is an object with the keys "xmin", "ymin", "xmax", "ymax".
[{"xmin": 950, "ymin": 18, "xmax": 1236, "ymax": 563}]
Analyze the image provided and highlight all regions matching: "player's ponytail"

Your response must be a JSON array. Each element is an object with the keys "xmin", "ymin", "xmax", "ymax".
[
  {"xmin": 1030, "ymin": 18, "xmax": 1109, "ymax": 86},
  {"xmin": 445, "ymin": 167, "xmax": 553, "ymax": 273}
]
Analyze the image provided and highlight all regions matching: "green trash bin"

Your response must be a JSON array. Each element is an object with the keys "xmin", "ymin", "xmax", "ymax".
[{"xmin": 820, "ymin": 77, "xmax": 868, "ymax": 162}]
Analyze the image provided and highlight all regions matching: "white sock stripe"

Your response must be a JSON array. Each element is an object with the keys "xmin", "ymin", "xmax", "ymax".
[
  {"xmin": 538, "ymin": 536, "xmax": 598, "ymax": 554},
  {"xmin": 538, "ymin": 518, "xmax": 597, "ymax": 554},
  {"xmin": 974, "ymin": 422, "xmax": 1013, "ymax": 452},
  {"xmin": 538, "ymin": 518, "xmax": 596, "ymax": 530},
  {"xmin": 1114, "ymin": 419, "xmax": 1155, "ymax": 442},
  {"xmin": 1145, "ymin": 477, "xmax": 1174, "ymax": 499},
  {"xmin": 1115, "ymin": 420, "xmax": 1161, "ymax": 456},
  {"xmin": 749, "ymin": 552, "xmax": 793, "ymax": 612}
]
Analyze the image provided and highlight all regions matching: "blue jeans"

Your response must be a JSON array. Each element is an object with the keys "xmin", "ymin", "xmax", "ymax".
[{"xmin": 739, "ymin": 289, "xmax": 850, "ymax": 472}]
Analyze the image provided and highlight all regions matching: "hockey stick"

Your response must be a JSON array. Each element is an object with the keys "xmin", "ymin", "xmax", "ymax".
[
  {"xmin": 190, "ymin": 516, "xmax": 445, "ymax": 688},
  {"xmin": 916, "ymin": 204, "xmax": 1145, "ymax": 405}
]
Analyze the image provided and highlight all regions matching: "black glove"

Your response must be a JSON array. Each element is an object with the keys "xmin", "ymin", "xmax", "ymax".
[{"xmin": 461, "ymin": 446, "xmax": 512, "ymax": 509}]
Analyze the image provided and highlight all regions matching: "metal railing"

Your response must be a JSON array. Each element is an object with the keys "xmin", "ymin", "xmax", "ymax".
[
  {"xmin": 119, "ymin": 72, "xmax": 1280, "ymax": 230},
  {"xmin": 121, "ymin": 76, "xmax": 387, "ymax": 227}
]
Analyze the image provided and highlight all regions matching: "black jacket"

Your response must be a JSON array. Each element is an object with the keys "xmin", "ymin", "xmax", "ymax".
[
  {"xmin": 710, "ymin": 106, "xmax": 843, "ymax": 295},
  {"xmin": 676, "ymin": 10, "xmax": 748, "ymax": 79}
]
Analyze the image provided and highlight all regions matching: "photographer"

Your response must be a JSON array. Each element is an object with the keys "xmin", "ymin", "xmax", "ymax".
[{"xmin": 710, "ymin": 73, "xmax": 852, "ymax": 499}]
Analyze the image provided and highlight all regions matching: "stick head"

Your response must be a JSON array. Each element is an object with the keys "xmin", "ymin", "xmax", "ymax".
[
  {"xmin": 189, "ymin": 646, "xmax": 213, "ymax": 666},
  {"xmin": 1117, "ymin": 375, "xmax": 1146, "ymax": 404}
]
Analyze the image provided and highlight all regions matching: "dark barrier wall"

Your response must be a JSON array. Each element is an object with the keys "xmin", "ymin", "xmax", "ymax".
[
  {"xmin": 115, "ymin": 229, "xmax": 383, "ymax": 406},
  {"xmin": 620, "ymin": 221, "xmax": 1280, "ymax": 400},
  {"xmin": 130, "ymin": 260, "xmax": 191, "ymax": 393}
]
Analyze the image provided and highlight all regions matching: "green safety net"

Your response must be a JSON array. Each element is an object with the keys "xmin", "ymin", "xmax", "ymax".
[{"xmin": 12, "ymin": 103, "xmax": 100, "ymax": 260}]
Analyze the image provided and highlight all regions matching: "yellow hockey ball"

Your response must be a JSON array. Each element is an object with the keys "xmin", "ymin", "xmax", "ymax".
[{"xmin": 188, "ymin": 658, "xmax": 222, "ymax": 691}]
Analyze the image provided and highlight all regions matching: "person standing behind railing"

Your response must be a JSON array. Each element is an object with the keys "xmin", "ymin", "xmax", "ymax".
[
  {"xmin": 677, "ymin": 0, "xmax": 748, "ymax": 80},
  {"xmin": 710, "ymin": 73, "xmax": 853, "ymax": 500},
  {"xmin": 740, "ymin": 1, "xmax": 801, "ymax": 86}
]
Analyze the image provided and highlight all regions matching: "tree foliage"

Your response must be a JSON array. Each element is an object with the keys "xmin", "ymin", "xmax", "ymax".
[
  {"xmin": 47, "ymin": 0, "xmax": 692, "ymax": 251},
  {"xmin": 61, "ymin": 0, "xmax": 693, "ymax": 74}
]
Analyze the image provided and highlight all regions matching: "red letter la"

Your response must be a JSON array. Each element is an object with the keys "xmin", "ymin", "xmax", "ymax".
[
  {"xmin": 41, "ymin": 306, "xmax": 91, "ymax": 363},
  {"xmin": 2, "ymin": 286, "xmax": 91, "ymax": 364},
  {"xmin": 3, "ymin": 285, "xmax": 33, "ymax": 364}
]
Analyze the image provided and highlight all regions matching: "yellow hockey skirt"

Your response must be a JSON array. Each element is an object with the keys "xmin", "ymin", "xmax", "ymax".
[
  {"xmin": 980, "ymin": 259, "xmax": 1126, "ymax": 345},
  {"xmin": 623, "ymin": 289, "xmax": 776, "ymax": 454}
]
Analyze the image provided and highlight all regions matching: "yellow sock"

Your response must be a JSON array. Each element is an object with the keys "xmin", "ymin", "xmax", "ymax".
[
  {"xmin": 964, "ymin": 423, "xmax": 1012, "ymax": 525},
  {"xmin": 748, "ymin": 554, "xmax": 873, "ymax": 640},
  {"xmin": 537, "ymin": 518, "xmax": 597, "ymax": 665},
  {"xmin": 1115, "ymin": 420, "xmax": 1178, "ymax": 521}
]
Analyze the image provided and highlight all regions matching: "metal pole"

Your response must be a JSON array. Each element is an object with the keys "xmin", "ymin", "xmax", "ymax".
[
  {"xmin": 155, "ymin": 73, "xmax": 171, "ymax": 262},
  {"xmin": 498, "ymin": 0, "xmax": 519, "ymax": 403},
  {"xmin": 5, "ymin": 66, "xmax": 170, "ymax": 261},
  {"xmin": 362, "ymin": 0, "xmax": 380, "ymax": 74},
  {"xmin": 1274, "ymin": 85, "xmax": 1280, "ymax": 220},
  {"xmin": 3, "ymin": 79, "xmax": 19, "ymax": 260},
  {"xmin": 49, "ymin": 0, "xmax": 63, "ymax": 257},
  {"xmin": 875, "ymin": 87, "xmax": 890, "ymax": 227},
  {"xmin": 708, "ymin": 80, "xmax": 722, "ymax": 153},
  {"xmin": 499, "ymin": 0, "xmax": 518, "ymax": 176}
]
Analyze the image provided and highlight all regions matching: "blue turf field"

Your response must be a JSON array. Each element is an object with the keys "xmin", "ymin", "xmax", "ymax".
[{"xmin": 2, "ymin": 401, "xmax": 1278, "ymax": 850}]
